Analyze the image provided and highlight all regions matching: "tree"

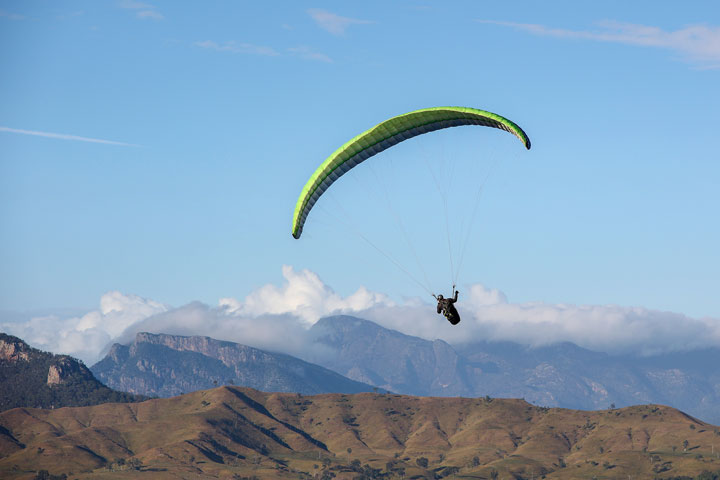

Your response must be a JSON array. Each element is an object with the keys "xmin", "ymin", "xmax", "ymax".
[
  {"xmin": 489, "ymin": 469, "xmax": 499, "ymax": 480},
  {"xmin": 416, "ymin": 457, "xmax": 429, "ymax": 468},
  {"xmin": 33, "ymin": 471, "xmax": 66, "ymax": 480},
  {"xmin": 696, "ymin": 471, "xmax": 720, "ymax": 480}
]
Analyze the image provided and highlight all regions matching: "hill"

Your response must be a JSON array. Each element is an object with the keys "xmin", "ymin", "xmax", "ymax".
[
  {"xmin": 0, "ymin": 333, "xmax": 144, "ymax": 412},
  {"xmin": 91, "ymin": 332, "xmax": 376, "ymax": 397},
  {"xmin": 1, "ymin": 386, "xmax": 719, "ymax": 479}
]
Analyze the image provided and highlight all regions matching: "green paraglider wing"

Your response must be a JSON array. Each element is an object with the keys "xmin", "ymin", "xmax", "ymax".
[{"xmin": 292, "ymin": 106, "xmax": 530, "ymax": 239}]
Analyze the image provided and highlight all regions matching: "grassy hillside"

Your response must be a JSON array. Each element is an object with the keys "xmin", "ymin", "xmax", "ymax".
[{"xmin": 1, "ymin": 387, "xmax": 719, "ymax": 479}]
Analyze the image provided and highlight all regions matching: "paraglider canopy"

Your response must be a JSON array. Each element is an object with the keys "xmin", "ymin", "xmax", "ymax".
[{"xmin": 292, "ymin": 106, "xmax": 530, "ymax": 239}]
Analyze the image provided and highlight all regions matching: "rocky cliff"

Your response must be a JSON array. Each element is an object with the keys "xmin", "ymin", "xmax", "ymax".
[{"xmin": 91, "ymin": 332, "xmax": 376, "ymax": 397}]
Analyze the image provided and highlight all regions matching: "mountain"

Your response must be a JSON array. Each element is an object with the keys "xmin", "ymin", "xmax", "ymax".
[
  {"xmin": 1, "ymin": 386, "xmax": 718, "ymax": 479},
  {"xmin": 0, "ymin": 333, "xmax": 144, "ymax": 412},
  {"xmin": 306, "ymin": 315, "xmax": 467, "ymax": 396},
  {"xmin": 91, "ymin": 332, "xmax": 376, "ymax": 397},
  {"xmin": 306, "ymin": 315, "xmax": 720, "ymax": 425},
  {"xmin": 456, "ymin": 340, "xmax": 720, "ymax": 423}
]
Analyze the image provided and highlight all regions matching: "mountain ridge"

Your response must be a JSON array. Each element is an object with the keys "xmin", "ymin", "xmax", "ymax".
[
  {"xmin": 305, "ymin": 315, "xmax": 720, "ymax": 425},
  {"xmin": 91, "ymin": 331, "xmax": 376, "ymax": 397},
  {"xmin": 88, "ymin": 315, "xmax": 720, "ymax": 425}
]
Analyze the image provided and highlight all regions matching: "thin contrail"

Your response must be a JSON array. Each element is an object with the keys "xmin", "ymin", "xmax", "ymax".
[{"xmin": 0, "ymin": 126, "xmax": 140, "ymax": 147}]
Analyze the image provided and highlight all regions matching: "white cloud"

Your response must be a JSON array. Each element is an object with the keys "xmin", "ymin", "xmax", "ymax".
[
  {"xmin": 220, "ymin": 265, "xmax": 390, "ymax": 324},
  {"xmin": 479, "ymin": 20, "xmax": 720, "ymax": 69},
  {"xmin": 464, "ymin": 284, "xmax": 508, "ymax": 307},
  {"xmin": 0, "ymin": 126, "xmax": 139, "ymax": 146},
  {"xmin": 116, "ymin": 266, "xmax": 389, "ymax": 359},
  {"xmin": 4, "ymin": 266, "xmax": 720, "ymax": 365},
  {"xmin": 307, "ymin": 9, "xmax": 372, "ymax": 36},
  {"xmin": 195, "ymin": 40, "xmax": 279, "ymax": 57}
]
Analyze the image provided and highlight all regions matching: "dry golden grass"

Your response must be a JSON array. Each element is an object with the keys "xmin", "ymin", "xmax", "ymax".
[{"xmin": 1, "ymin": 387, "xmax": 719, "ymax": 479}]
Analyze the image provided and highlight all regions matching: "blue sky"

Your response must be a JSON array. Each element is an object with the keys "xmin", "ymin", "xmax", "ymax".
[{"xmin": 2, "ymin": 0, "xmax": 719, "ymax": 332}]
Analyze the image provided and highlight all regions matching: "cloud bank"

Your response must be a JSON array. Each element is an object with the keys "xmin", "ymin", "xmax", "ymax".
[
  {"xmin": 3, "ymin": 266, "xmax": 719, "ymax": 365},
  {"xmin": 480, "ymin": 20, "xmax": 720, "ymax": 69}
]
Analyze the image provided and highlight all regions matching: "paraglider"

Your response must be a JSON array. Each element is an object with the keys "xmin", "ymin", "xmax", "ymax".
[
  {"xmin": 435, "ymin": 287, "xmax": 460, "ymax": 325},
  {"xmin": 291, "ymin": 106, "xmax": 531, "ymax": 325}
]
